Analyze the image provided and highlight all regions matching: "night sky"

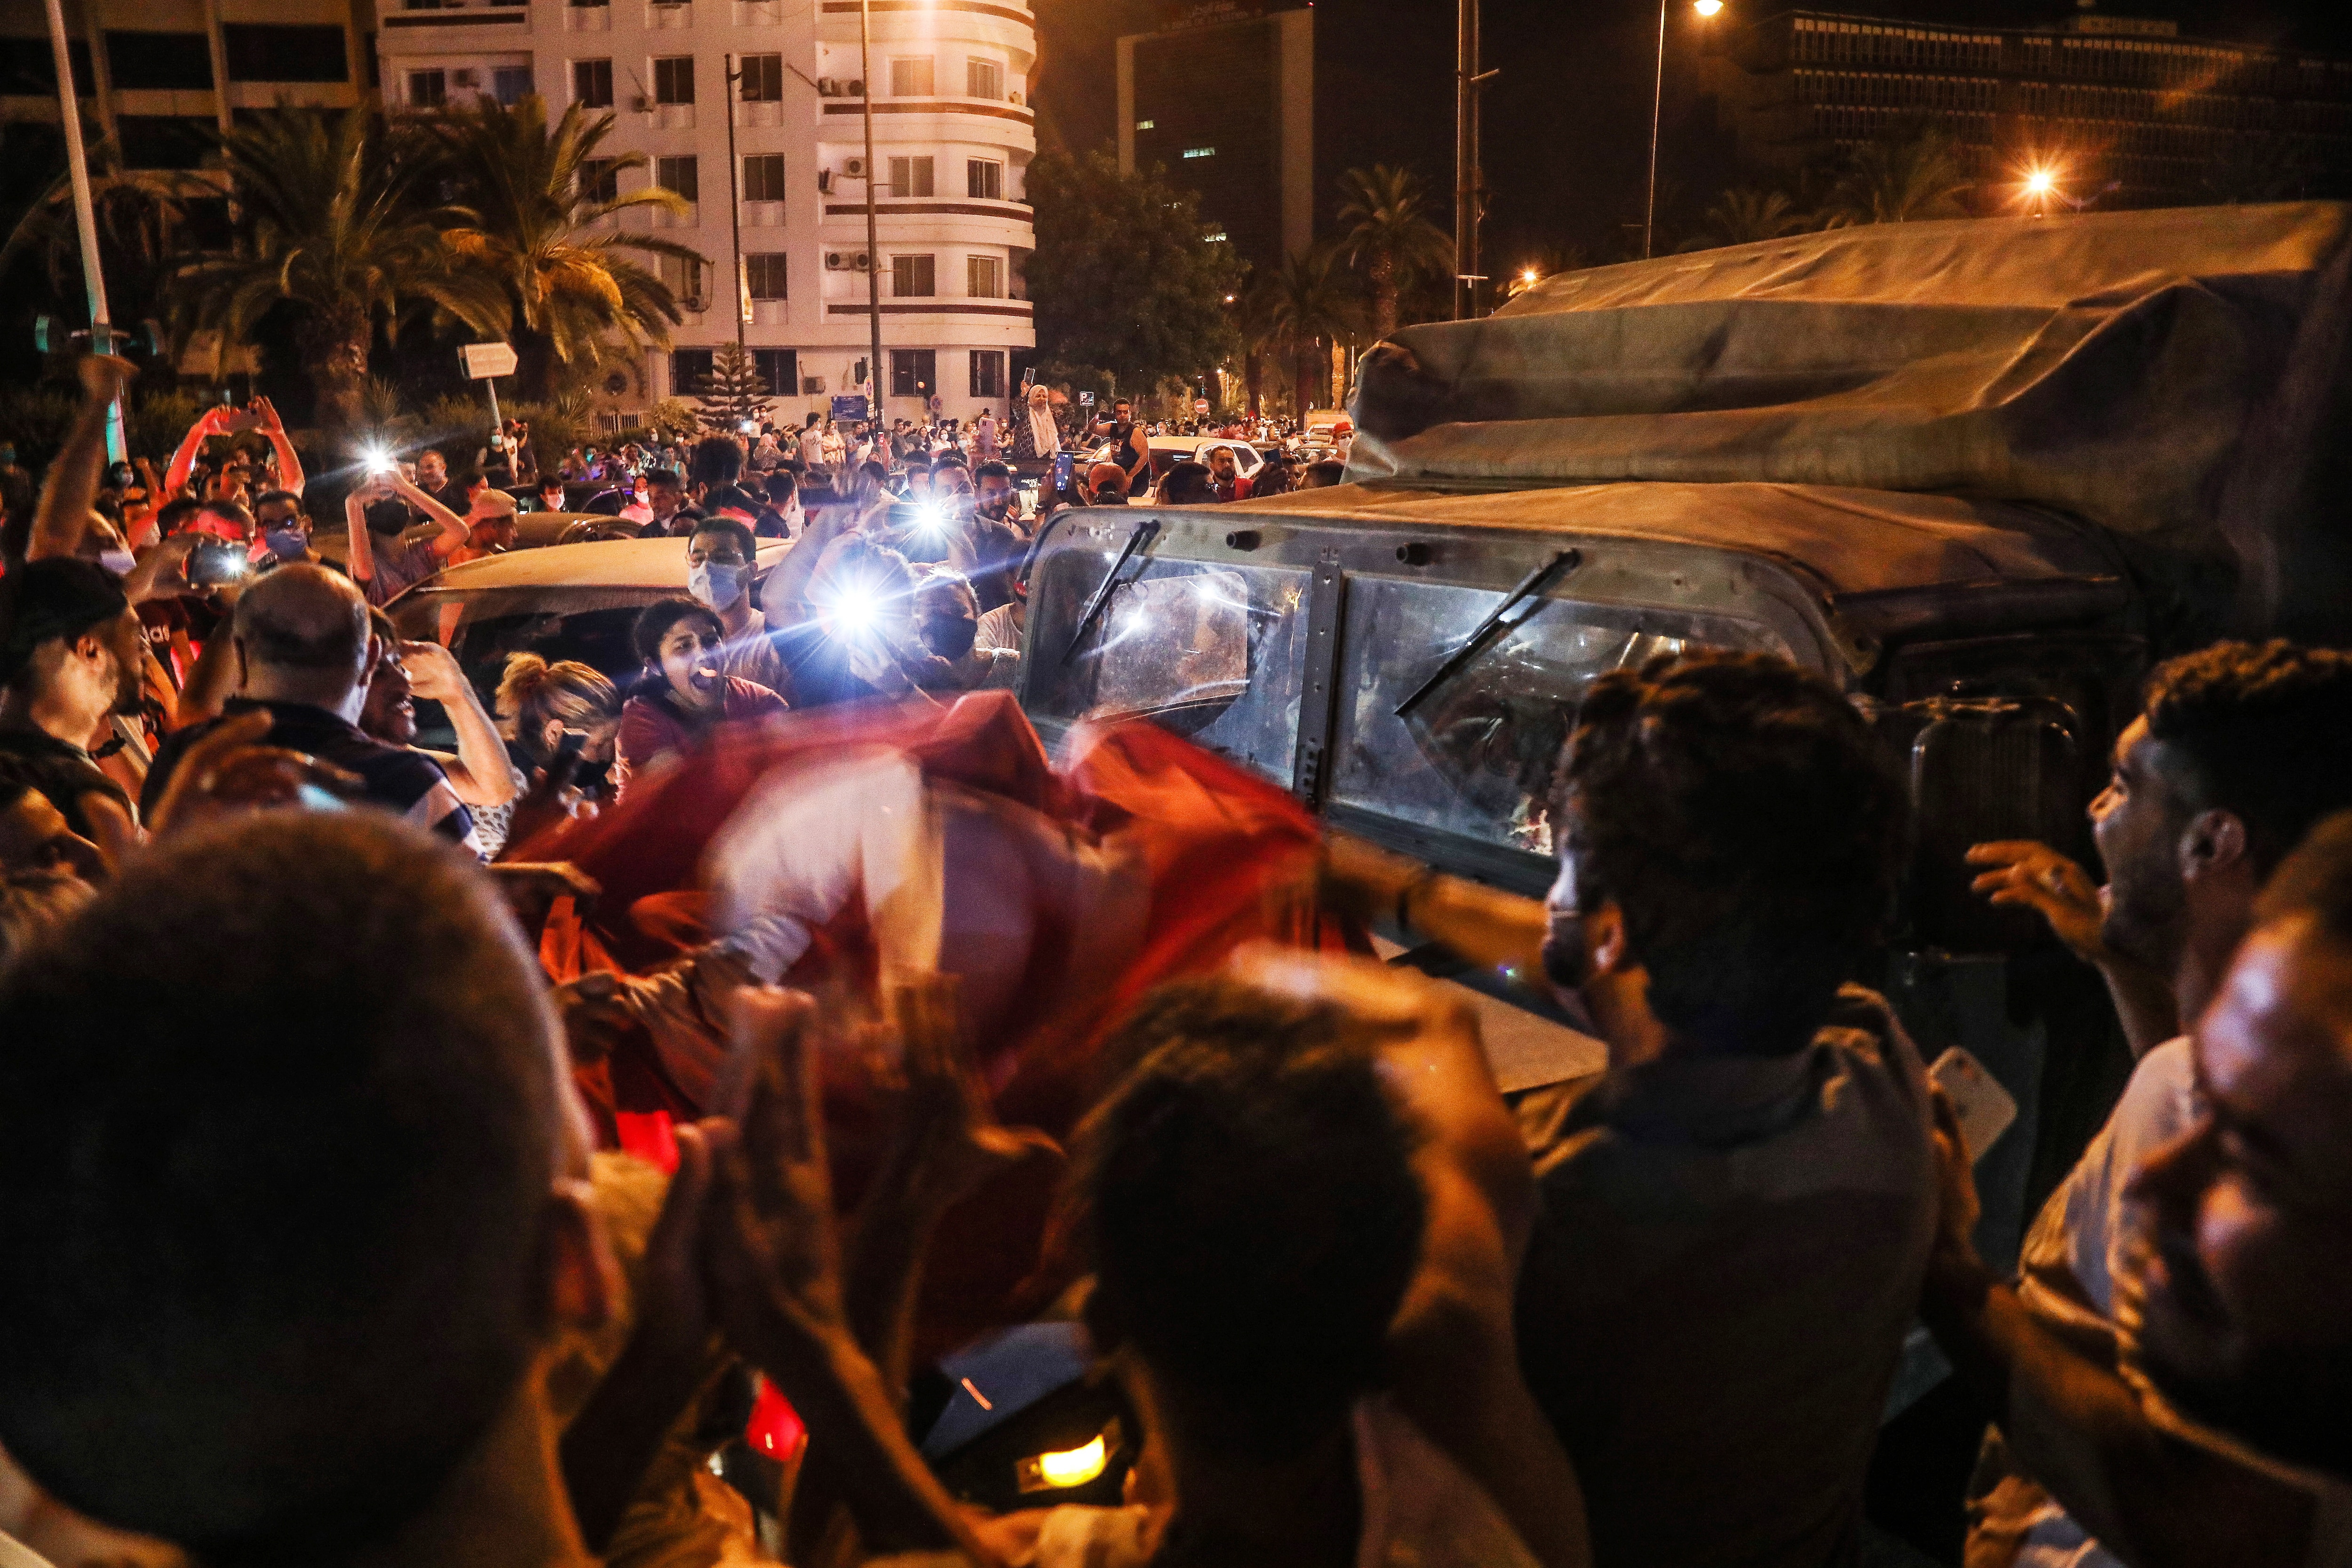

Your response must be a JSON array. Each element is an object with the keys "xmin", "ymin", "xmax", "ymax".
[{"xmin": 1032, "ymin": 0, "xmax": 2352, "ymax": 264}]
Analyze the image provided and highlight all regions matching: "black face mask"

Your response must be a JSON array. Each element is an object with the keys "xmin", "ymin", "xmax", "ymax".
[
  {"xmin": 923, "ymin": 613, "xmax": 978, "ymax": 661},
  {"xmin": 571, "ymin": 758, "xmax": 614, "ymax": 794}
]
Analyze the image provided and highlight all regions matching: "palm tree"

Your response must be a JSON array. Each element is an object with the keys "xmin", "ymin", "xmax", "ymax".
[
  {"xmin": 169, "ymin": 109, "xmax": 506, "ymax": 432},
  {"xmin": 428, "ymin": 97, "xmax": 699, "ymax": 400},
  {"xmin": 1234, "ymin": 275, "xmax": 1279, "ymax": 417},
  {"xmin": 1694, "ymin": 188, "xmax": 1812, "ymax": 249},
  {"xmin": 1820, "ymin": 127, "xmax": 1976, "ymax": 227},
  {"xmin": 1263, "ymin": 248, "xmax": 1362, "ymax": 415},
  {"xmin": 1334, "ymin": 164, "xmax": 1453, "ymax": 342}
]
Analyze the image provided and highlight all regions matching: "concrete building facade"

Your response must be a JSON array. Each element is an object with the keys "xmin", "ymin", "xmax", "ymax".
[
  {"xmin": 375, "ymin": 0, "xmax": 1038, "ymax": 425},
  {"xmin": 1115, "ymin": 0, "xmax": 1310, "ymax": 286},
  {"xmin": 1714, "ymin": 8, "xmax": 2352, "ymax": 206}
]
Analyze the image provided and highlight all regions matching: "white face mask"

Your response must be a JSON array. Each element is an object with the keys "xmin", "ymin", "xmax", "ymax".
[{"xmin": 689, "ymin": 560, "xmax": 750, "ymax": 612}]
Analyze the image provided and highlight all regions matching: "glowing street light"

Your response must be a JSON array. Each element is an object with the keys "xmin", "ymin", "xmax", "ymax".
[
  {"xmin": 1647, "ymin": 0, "xmax": 1726, "ymax": 258},
  {"xmin": 1522, "ymin": 268, "xmax": 1540, "ymax": 284},
  {"xmin": 2022, "ymin": 163, "xmax": 2061, "ymax": 218},
  {"xmin": 1694, "ymin": 0, "xmax": 1723, "ymax": 15}
]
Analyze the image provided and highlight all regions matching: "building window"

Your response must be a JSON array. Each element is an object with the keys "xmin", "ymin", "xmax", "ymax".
[
  {"xmin": 746, "ymin": 253, "xmax": 787, "ymax": 299},
  {"xmin": 889, "ymin": 56, "xmax": 932, "ymax": 96},
  {"xmin": 0, "ymin": 37, "xmax": 93, "ymax": 94},
  {"xmin": 568, "ymin": 0, "xmax": 609, "ymax": 8},
  {"xmin": 660, "ymin": 254, "xmax": 707, "ymax": 309},
  {"xmin": 970, "ymin": 349, "xmax": 1005, "ymax": 398},
  {"xmin": 890, "ymin": 349, "xmax": 937, "ymax": 398},
  {"xmin": 114, "ymin": 115, "xmax": 210, "ymax": 171},
  {"xmin": 573, "ymin": 57, "xmax": 612, "ymax": 106},
  {"xmin": 220, "ymin": 24, "xmax": 347, "ymax": 84},
  {"xmin": 739, "ymin": 52, "xmax": 782, "ymax": 101},
  {"xmin": 653, "ymin": 55, "xmax": 694, "ymax": 103},
  {"xmin": 890, "ymin": 254, "xmax": 935, "ymax": 297},
  {"xmin": 580, "ymin": 157, "xmax": 619, "ymax": 202},
  {"xmin": 966, "ymin": 57, "xmax": 1000, "ymax": 99},
  {"xmin": 492, "ymin": 65, "xmax": 532, "ymax": 104},
  {"xmin": 1182, "ymin": 146, "xmax": 1215, "ymax": 159},
  {"xmin": 742, "ymin": 152, "xmax": 786, "ymax": 200},
  {"xmin": 105, "ymin": 31, "xmax": 214, "ymax": 90},
  {"xmin": 409, "ymin": 68, "xmax": 446, "ymax": 106},
  {"xmin": 967, "ymin": 255, "xmax": 1001, "ymax": 298},
  {"xmin": 671, "ymin": 347, "xmax": 715, "ymax": 396},
  {"xmin": 1135, "ymin": 118, "xmax": 1153, "ymax": 129},
  {"xmin": 656, "ymin": 155, "xmax": 699, "ymax": 201},
  {"xmin": 887, "ymin": 155, "xmax": 934, "ymax": 198},
  {"xmin": 752, "ymin": 348, "xmax": 796, "ymax": 396},
  {"xmin": 966, "ymin": 158, "xmax": 1002, "ymax": 199}
]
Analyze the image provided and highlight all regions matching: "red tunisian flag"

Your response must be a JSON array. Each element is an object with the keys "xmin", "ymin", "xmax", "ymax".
[{"xmin": 517, "ymin": 691, "xmax": 1351, "ymax": 1345}]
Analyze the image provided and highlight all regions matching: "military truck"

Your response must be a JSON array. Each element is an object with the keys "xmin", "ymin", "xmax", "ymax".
[{"xmin": 1014, "ymin": 202, "xmax": 2352, "ymax": 1295}]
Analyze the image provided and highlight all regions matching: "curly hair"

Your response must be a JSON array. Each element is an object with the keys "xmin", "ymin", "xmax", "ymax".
[
  {"xmin": 1558, "ymin": 651, "xmax": 1906, "ymax": 1056},
  {"xmin": 2143, "ymin": 641, "xmax": 2352, "ymax": 880},
  {"xmin": 1079, "ymin": 978, "xmax": 1425, "ymax": 1457}
]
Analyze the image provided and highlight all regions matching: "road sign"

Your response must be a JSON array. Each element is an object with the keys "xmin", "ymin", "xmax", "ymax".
[
  {"xmin": 1193, "ymin": 398, "xmax": 1210, "ymax": 415},
  {"xmin": 831, "ymin": 394, "xmax": 871, "ymax": 423},
  {"xmin": 461, "ymin": 342, "xmax": 519, "ymax": 380}
]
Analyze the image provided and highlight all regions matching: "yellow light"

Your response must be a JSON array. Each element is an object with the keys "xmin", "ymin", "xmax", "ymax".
[
  {"xmin": 1694, "ymin": 0, "xmax": 1723, "ymax": 16},
  {"xmin": 1018, "ymin": 1433, "xmax": 1109, "ymax": 1493},
  {"xmin": 1521, "ymin": 269, "xmax": 1538, "ymax": 283},
  {"xmin": 2026, "ymin": 169, "xmax": 2056, "ymax": 195}
]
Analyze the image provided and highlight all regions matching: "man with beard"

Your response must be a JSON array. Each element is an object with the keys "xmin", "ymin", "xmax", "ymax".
[
  {"xmin": 141, "ymin": 565, "xmax": 481, "ymax": 855},
  {"xmin": 0, "ymin": 558, "xmax": 149, "ymax": 867},
  {"xmin": 1926, "ymin": 641, "xmax": 2352, "ymax": 1568}
]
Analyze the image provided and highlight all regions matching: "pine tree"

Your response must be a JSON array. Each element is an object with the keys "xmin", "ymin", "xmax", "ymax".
[{"xmin": 696, "ymin": 341, "xmax": 770, "ymax": 429}]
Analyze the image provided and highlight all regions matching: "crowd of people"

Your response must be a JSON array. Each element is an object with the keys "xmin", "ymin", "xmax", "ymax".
[{"xmin": 2, "ymin": 350, "xmax": 2350, "ymax": 1568}]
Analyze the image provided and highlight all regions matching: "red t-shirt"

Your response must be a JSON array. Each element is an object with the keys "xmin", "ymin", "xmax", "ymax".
[{"xmin": 614, "ymin": 677, "xmax": 787, "ymax": 798}]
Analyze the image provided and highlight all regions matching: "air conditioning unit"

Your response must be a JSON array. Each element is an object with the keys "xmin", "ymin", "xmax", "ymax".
[
  {"xmin": 817, "ymin": 169, "xmax": 834, "ymax": 193},
  {"xmin": 1008, "ymin": 89, "xmax": 1024, "ymax": 106},
  {"xmin": 852, "ymin": 250, "xmax": 872, "ymax": 271},
  {"xmin": 824, "ymin": 251, "xmax": 847, "ymax": 270},
  {"xmin": 632, "ymin": 94, "xmax": 654, "ymax": 111},
  {"xmin": 816, "ymin": 77, "xmax": 840, "ymax": 95},
  {"xmin": 842, "ymin": 156, "xmax": 866, "ymax": 178},
  {"xmin": 802, "ymin": 376, "xmax": 825, "ymax": 394},
  {"xmin": 451, "ymin": 68, "xmax": 478, "ymax": 88},
  {"xmin": 845, "ymin": 78, "xmax": 864, "ymax": 96}
]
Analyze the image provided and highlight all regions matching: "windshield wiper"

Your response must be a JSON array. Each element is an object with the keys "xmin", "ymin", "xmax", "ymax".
[
  {"xmin": 1394, "ymin": 549, "xmax": 1581, "ymax": 718},
  {"xmin": 1061, "ymin": 518, "xmax": 1161, "ymax": 665}
]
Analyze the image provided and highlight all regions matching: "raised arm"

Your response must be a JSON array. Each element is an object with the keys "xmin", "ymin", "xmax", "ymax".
[
  {"xmin": 390, "ymin": 473, "xmax": 471, "ymax": 554},
  {"xmin": 30, "ymin": 355, "xmax": 136, "ymax": 561},
  {"xmin": 1321, "ymin": 831, "xmax": 1550, "ymax": 982},
  {"xmin": 399, "ymin": 640, "xmax": 517, "ymax": 809},
  {"xmin": 162, "ymin": 403, "xmax": 228, "ymax": 500},
  {"xmin": 343, "ymin": 486, "xmax": 379, "ymax": 588},
  {"xmin": 250, "ymin": 398, "xmax": 304, "ymax": 496},
  {"xmin": 708, "ymin": 987, "xmax": 1001, "ymax": 1563},
  {"xmin": 1967, "ymin": 842, "xmax": 2180, "ymax": 1057}
]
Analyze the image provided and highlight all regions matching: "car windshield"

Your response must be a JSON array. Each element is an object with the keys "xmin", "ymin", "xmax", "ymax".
[
  {"xmin": 1025, "ymin": 551, "xmax": 1311, "ymax": 783},
  {"xmin": 1330, "ymin": 578, "xmax": 1789, "ymax": 856},
  {"xmin": 389, "ymin": 598, "xmax": 650, "ymax": 748}
]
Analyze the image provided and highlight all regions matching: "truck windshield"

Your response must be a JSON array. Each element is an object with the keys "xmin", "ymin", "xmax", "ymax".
[
  {"xmin": 1027, "ymin": 553, "xmax": 1311, "ymax": 784},
  {"xmin": 1332, "ymin": 579, "xmax": 1788, "ymax": 856}
]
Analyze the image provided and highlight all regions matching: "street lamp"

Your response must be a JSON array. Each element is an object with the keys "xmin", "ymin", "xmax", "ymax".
[{"xmin": 1646, "ymin": 0, "xmax": 1724, "ymax": 260}]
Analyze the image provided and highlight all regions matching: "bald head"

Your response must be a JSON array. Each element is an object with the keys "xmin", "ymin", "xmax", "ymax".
[{"xmin": 233, "ymin": 563, "xmax": 373, "ymax": 710}]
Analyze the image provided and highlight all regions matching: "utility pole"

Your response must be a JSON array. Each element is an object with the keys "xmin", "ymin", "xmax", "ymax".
[
  {"xmin": 1453, "ymin": 0, "xmax": 1493, "ymax": 320},
  {"xmin": 724, "ymin": 54, "xmax": 747, "ymax": 355},
  {"xmin": 45, "ymin": 0, "xmax": 124, "ymax": 460},
  {"xmin": 858, "ymin": 0, "xmax": 884, "ymax": 423},
  {"xmin": 1645, "ymin": 0, "xmax": 1667, "ymax": 259}
]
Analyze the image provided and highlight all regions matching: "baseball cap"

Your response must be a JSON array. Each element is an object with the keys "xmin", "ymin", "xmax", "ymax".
[{"xmin": 0, "ymin": 557, "xmax": 129, "ymax": 687}]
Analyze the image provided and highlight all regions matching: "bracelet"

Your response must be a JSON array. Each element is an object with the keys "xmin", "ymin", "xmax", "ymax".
[{"xmin": 1395, "ymin": 868, "xmax": 1438, "ymax": 934}]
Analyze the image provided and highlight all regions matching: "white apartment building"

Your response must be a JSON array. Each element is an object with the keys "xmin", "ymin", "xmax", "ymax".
[{"xmin": 375, "ymin": 0, "xmax": 1036, "ymax": 426}]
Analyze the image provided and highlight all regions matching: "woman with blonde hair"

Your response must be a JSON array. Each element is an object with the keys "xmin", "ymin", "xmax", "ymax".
[{"xmin": 496, "ymin": 652, "xmax": 624, "ymax": 809}]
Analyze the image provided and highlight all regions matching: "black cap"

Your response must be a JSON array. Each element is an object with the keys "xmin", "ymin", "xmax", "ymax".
[{"xmin": 0, "ymin": 557, "xmax": 129, "ymax": 687}]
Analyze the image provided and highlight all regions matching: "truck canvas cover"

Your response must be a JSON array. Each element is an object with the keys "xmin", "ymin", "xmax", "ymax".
[{"xmin": 1348, "ymin": 203, "xmax": 2352, "ymax": 640}]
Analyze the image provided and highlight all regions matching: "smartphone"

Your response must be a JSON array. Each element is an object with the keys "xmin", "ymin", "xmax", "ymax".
[
  {"xmin": 215, "ymin": 411, "xmax": 260, "ymax": 434},
  {"xmin": 1051, "ymin": 450, "xmax": 1073, "ymax": 491},
  {"xmin": 187, "ymin": 537, "xmax": 249, "ymax": 587},
  {"xmin": 1929, "ymin": 1046, "xmax": 2018, "ymax": 1164}
]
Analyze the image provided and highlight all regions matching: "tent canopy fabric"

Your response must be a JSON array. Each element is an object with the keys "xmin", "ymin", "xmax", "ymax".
[{"xmin": 1347, "ymin": 203, "xmax": 2352, "ymax": 639}]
